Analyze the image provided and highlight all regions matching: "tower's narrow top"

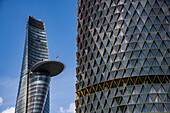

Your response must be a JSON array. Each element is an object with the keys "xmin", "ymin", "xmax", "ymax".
[{"xmin": 28, "ymin": 16, "xmax": 45, "ymax": 30}]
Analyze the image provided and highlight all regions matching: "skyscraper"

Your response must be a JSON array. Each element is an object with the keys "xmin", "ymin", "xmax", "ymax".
[
  {"xmin": 15, "ymin": 16, "xmax": 64, "ymax": 113},
  {"xmin": 76, "ymin": 0, "xmax": 170, "ymax": 112}
]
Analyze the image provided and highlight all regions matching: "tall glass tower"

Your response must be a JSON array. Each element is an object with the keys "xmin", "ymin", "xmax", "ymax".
[
  {"xmin": 15, "ymin": 16, "xmax": 64, "ymax": 113},
  {"xmin": 76, "ymin": 0, "xmax": 170, "ymax": 112}
]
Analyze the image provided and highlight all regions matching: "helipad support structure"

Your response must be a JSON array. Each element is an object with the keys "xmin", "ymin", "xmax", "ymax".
[
  {"xmin": 27, "ymin": 60, "xmax": 64, "ymax": 113},
  {"xmin": 15, "ymin": 16, "xmax": 64, "ymax": 113},
  {"xmin": 31, "ymin": 60, "xmax": 64, "ymax": 77}
]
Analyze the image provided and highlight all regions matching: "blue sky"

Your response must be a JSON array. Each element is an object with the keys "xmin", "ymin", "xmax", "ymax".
[{"xmin": 0, "ymin": 0, "xmax": 77, "ymax": 113}]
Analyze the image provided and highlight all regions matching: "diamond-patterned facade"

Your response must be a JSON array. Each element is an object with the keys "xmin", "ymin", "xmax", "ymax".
[{"xmin": 76, "ymin": 0, "xmax": 170, "ymax": 112}]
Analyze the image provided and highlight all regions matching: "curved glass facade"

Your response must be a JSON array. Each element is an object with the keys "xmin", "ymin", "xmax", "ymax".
[
  {"xmin": 76, "ymin": 0, "xmax": 170, "ymax": 112},
  {"xmin": 28, "ymin": 72, "xmax": 50, "ymax": 113},
  {"xmin": 15, "ymin": 16, "xmax": 49, "ymax": 113}
]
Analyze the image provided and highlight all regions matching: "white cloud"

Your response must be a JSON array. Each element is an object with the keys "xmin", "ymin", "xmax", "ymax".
[
  {"xmin": 59, "ymin": 103, "xmax": 75, "ymax": 113},
  {"xmin": 2, "ymin": 107, "xmax": 15, "ymax": 113},
  {"xmin": 0, "ymin": 97, "xmax": 3, "ymax": 105}
]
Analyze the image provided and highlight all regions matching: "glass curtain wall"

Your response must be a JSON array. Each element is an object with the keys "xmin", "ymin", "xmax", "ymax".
[
  {"xmin": 15, "ymin": 16, "xmax": 49, "ymax": 113},
  {"xmin": 76, "ymin": 0, "xmax": 170, "ymax": 112}
]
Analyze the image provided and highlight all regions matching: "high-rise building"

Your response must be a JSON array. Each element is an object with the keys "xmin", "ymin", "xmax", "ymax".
[
  {"xmin": 75, "ymin": 0, "xmax": 170, "ymax": 112},
  {"xmin": 15, "ymin": 16, "xmax": 64, "ymax": 113}
]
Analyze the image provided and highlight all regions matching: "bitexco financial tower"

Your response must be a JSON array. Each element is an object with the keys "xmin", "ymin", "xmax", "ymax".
[
  {"xmin": 15, "ymin": 16, "xmax": 64, "ymax": 113},
  {"xmin": 75, "ymin": 0, "xmax": 170, "ymax": 112}
]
